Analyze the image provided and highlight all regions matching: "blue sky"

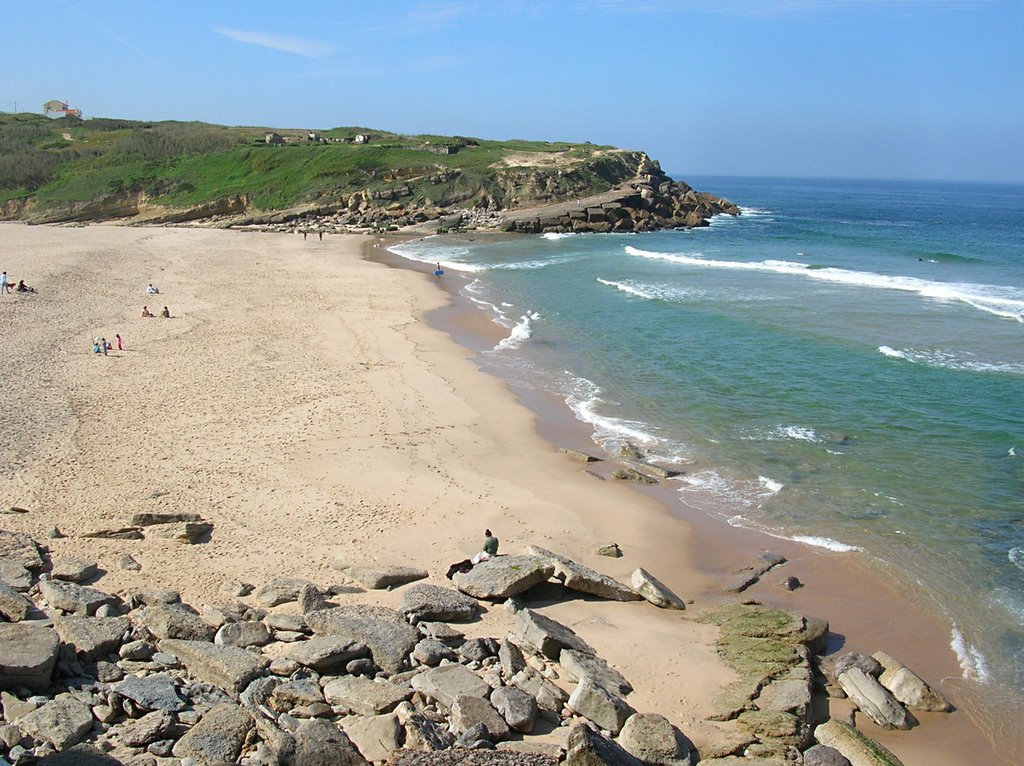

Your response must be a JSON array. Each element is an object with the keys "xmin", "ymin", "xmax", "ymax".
[{"xmin": 3, "ymin": 0, "xmax": 1022, "ymax": 182}]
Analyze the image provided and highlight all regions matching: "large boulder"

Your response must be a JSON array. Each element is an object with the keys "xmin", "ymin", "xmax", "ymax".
[
  {"xmin": 0, "ymin": 622, "xmax": 59, "ymax": 691},
  {"xmin": 410, "ymin": 663, "xmax": 490, "ymax": 709},
  {"xmin": 515, "ymin": 608, "xmax": 596, "ymax": 660},
  {"xmin": 814, "ymin": 719, "xmax": 904, "ymax": 766},
  {"xmin": 114, "ymin": 672, "xmax": 186, "ymax": 712},
  {"xmin": 54, "ymin": 615, "xmax": 129, "ymax": 661},
  {"xmin": 38, "ymin": 579, "xmax": 116, "ymax": 615},
  {"xmin": 527, "ymin": 546, "xmax": 641, "ymax": 602},
  {"xmin": 159, "ymin": 638, "xmax": 268, "ymax": 694},
  {"xmin": 323, "ymin": 675, "xmax": 412, "ymax": 715},
  {"xmin": 561, "ymin": 649, "xmax": 633, "ymax": 696},
  {"xmin": 452, "ymin": 555, "xmax": 555, "ymax": 599},
  {"xmin": 630, "ymin": 569, "xmax": 685, "ymax": 610},
  {"xmin": 872, "ymin": 651, "xmax": 951, "ymax": 713},
  {"xmin": 837, "ymin": 667, "xmax": 911, "ymax": 730},
  {"xmin": 332, "ymin": 562, "xmax": 428, "ymax": 590},
  {"xmin": 172, "ymin": 702, "xmax": 253, "ymax": 763},
  {"xmin": 284, "ymin": 636, "xmax": 368, "ymax": 672},
  {"xmin": 48, "ymin": 557, "xmax": 98, "ymax": 583},
  {"xmin": 400, "ymin": 583, "xmax": 480, "ymax": 622},
  {"xmin": 566, "ymin": 722, "xmax": 643, "ymax": 766},
  {"xmin": 568, "ymin": 676, "xmax": 632, "ymax": 735},
  {"xmin": 491, "ymin": 685, "xmax": 537, "ymax": 733},
  {"xmin": 617, "ymin": 712, "xmax": 691, "ymax": 766},
  {"xmin": 18, "ymin": 695, "xmax": 93, "ymax": 749},
  {"xmin": 306, "ymin": 605, "xmax": 418, "ymax": 674}
]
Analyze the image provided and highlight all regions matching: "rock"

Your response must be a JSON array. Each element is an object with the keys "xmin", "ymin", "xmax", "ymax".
[
  {"xmin": 724, "ymin": 551, "xmax": 789, "ymax": 593},
  {"xmin": 452, "ymin": 555, "xmax": 555, "ymax": 599},
  {"xmin": 270, "ymin": 678, "xmax": 324, "ymax": 711},
  {"xmin": 2, "ymin": 689, "xmax": 39, "ymax": 721},
  {"xmin": 413, "ymin": 638, "xmax": 459, "ymax": 666},
  {"xmin": 132, "ymin": 588, "xmax": 180, "ymax": 606},
  {"xmin": 18, "ymin": 695, "xmax": 93, "ymax": 749},
  {"xmin": 514, "ymin": 608, "xmax": 596, "ymax": 660},
  {"xmin": 595, "ymin": 543, "xmax": 622, "ymax": 558},
  {"xmin": 756, "ymin": 678, "xmax": 812, "ymax": 717},
  {"xmin": 612, "ymin": 468, "xmax": 657, "ymax": 484},
  {"xmin": 284, "ymin": 636, "xmax": 368, "ymax": 672},
  {"xmin": 400, "ymin": 583, "xmax": 480, "ymax": 622},
  {"xmin": 814, "ymin": 719, "xmax": 904, "ymax": 766},
  {"xmin": 804, "ymin": 744, "xmax": 853, "ymax": 766},
  {"xmin": 298, "ymin": 583, "xmax": 330, "ymax": 613},
  {"xmin": 834, "ymin": 652, "xmax": 882, "ymax": 679},
  {"xmin": 306, "ymin": 605, "xmax": 418, "ymax": 674},
  {"xmin": 255, "ymin": 577, "xmax": 316, "ymax": 607},
  {"xmin": 214, "ymin": 621, "xmax": 271, "ymax": 648},
  {"xmin": 617, "ymin": 712, "xmax": 691, "ymax": 766},
  {"xmin": 131, "ymin": 512, "xmax": 204, "ymax": 526},
  {"xmin": 498, "ymin": 638, "xmax": 527, "ymax": 678},
  {"xmin": 171, "ymin": 702, "xmax": 252, "ymax": 763},
  {"xmin": 509, "ymin": 666, "xmax": 568, "ymax": 712},
  {"xmin": 458, "ymin": 637, "xmax": 499, "ymax": 662},
  {"xmin": 618, "ymin": 443, "xmax": 646, "ymax": 461},
  {"xmin": 420, "ymin": 621, "xmax": 465, "ymax": 647},
  {"xmin": 0, "ymin": 530, "xmax": 45, "ymax": 570},
  {"xmin": 38, "ymin": 579, "xmax": 116, "ymax": 615},
  {"xmin": 54, "ymin": 615, "xmax": 129, "ymax": 660},
  {"xmin": 120, "ymin": 709, "xmax": 176, "ymax": 747},
  {"xmin": 837, "ymin": 667, "xmax": 911, "ymax": 730},
  {"xmin": 560, "ymin": 649, "xmax": 633, "ymax": 695},
  {"xmin": 411, "ymin": 663, "xmax": 491, "ymax": 709},
  {"xmin": 265, "ymin": 613, "xmax": 309, "ymax": 633},
  {"xmin": 491, "ymin": 685, "xmax": 537, "ymax": 732},
  {"xmin": 80, "ymin": 527, "xmax": 144, "ymax": 540},
  {"xmin": 561, "ymin": 448, "xmax": 600, "ymax": 463},
  {"xmin": 526, "ymin": 546, "xmax": 642, "ymax": 602},
  {"xmin": 35, "ymin": 744, "xmax": 125, "ymax": 764},
  {"xmin": 114, "ymin": 673, "xmax": 186, "ymax": 712},
  {"xmin": 872, "ymin": 651, "xmax": 951, "ymax": 712},
  {"xmin": 219, "ymin": 579, "xmax": 253, "ymax": 598},
  {"xmin": 0, "ymin": 558, "xmax": 32, "ymax": 590},
  {"xmin": 158, "ymin": 638, "xmax": 268, "ymax": 695},
  {"xmin": 0, "ymin": 580, "xmax": 34, "ymax": 621},
  {"xmin": 119, "ymin": 554, "xmax": 142, "ymax": 572},
  {"xmin": 139, "ymin": 603, "xmax": 214, "ymax": 641},
  {"xmin": 451, "ymin": 694, "xmax": 511, "ymax": 740},
  {"xmin": 323, "ymin": 675, "xmax": 412, "ymax": 715},
  {"xmin": 48, "ymin": 557, "xmax": 98, "ymax": 583},
  {"xmin": 0, "ymin": 623, "xmax": 59, "ymax": 691},
  {"xmin": 46, "ymin": 525, "xmax": 63, "ymax": 538},
  {"xmin": 779, "ymin": 576, "xmax": 803, "ymax": 591},
  {"xmin": 145, "ymin": 521, "xmax": 213, "ymax": 544},
  {"xmin": 341, "ymin": 713, "xmax": 402, "ymax": 762},
  {"xmin": 292, "ymin": 717, "xmax": 369, "ymax": 765},
  {"xmin": 629, "ymin": 569, "xmax": 685, "ymax": 610},
  {"xmin": 568, "ymin": 676, "xmax": 632, "ymax": 735},
  {"xmin": 331, "ymin": 563, "xmax": 429, "ymax": 590},
  {"xmin": 723, "ymin": 573, "xmax": 760, "ymax": 594},
  {"xmin": 395, "ymin": 703, "xmax": 455, "ymax": 752},
  {"xmin": 119, "ymin": 639, "xmax": 154, "ymax": 661},
  {"xmin": 566, "ymin": 722, "xmax": 643, "ymax": 766}
]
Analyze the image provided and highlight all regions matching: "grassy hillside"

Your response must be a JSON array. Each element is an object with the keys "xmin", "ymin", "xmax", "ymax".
[{"xmin": 0, "ymin": 113, "xmax": 632, "ymax": 219}]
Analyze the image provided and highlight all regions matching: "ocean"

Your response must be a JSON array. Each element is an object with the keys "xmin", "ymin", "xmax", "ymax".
[{"xmin": 390, "ymin": 176, "xmax": 1024, "ymax": 724}]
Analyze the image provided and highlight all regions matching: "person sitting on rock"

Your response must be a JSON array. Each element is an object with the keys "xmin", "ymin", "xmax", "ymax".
[{"xmin": 471, "ymin": 529, "xmax": 499, "ymax": 564}]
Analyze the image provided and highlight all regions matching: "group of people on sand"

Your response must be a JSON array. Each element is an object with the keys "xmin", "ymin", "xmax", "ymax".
[
  {"xmin": 92, "ymin": 334, "xmax": 124, "ymax": 356},
  {"xmin": 141, "ymin": 283, "xmax": 170, "ymax": 318},
  {"xmin": 1, "ymin": 270, "xmax": 36, "ymax": 294}
]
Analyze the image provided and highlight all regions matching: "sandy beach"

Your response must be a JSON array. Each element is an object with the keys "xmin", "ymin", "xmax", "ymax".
[{"xmin": 0, "ymin": 223, "xmax": 1010, "ymax": 764}]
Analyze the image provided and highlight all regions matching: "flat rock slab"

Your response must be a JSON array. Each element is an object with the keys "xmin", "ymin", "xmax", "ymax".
[
  {"xmin": 38, "ymin": 579, "xmax": 116, "ymax": 615},
  {"xmin": 332, "ymin": 562, "xmax": 429, "ymax": 589},
  {"xmin": 514, "ymin": 608, "xmax": 596, "ymax": 660},
  {"xmin": 400, "ymin": 583, "xmax": 480, "ymax": 623},
  {"xmin": 618, "ymin": 712, "xmax": 691, "ymax": 766},
  {"xmin": 341, "ymin": 712, "xmax": 402, "ymax": 762},
  {"xmin": 19, "ymin": 695, "xmax": 94, "ymax": 749},
  {"xmin": 560, "ymin": 648, "xmax": 632, "ymax": 695},
  {"xmin": 630, "ymin": 568, "xmax": 685, "ymax": 610},
  {"xmin": 114, "ymin": 672, "xmax": 186, "ymax": 712},
  {"xmin": 0, "ymin": 558, "xmax": 32, "ymax": 590},
  {"xmin": 49, "ymin": 557, "xmax": 98, "ymax": 583},
  {"xmin": 390, "ymin": 751, "xmax": 557, "ymax": 766},
  {"xmin": 140, "ymin": 602, "xmax": 215, "ymax": 641},
  {"xmin": 131, "ymin": 512, "xmax": 204, "ymax": 526},
  {"xmin": 172, "ymin": 701, "xmax": 253, "ymax": 763},
  {"xmin": 159, "ymin": 638, "xmax": 268, "ymax": 694},
  {"xmin": 410, "ymin": 663, "xmax": 491, "ymax": 709},
  {"xmin": 256, "ymin": 576, "xmax": 317, "ymax": 607},
  {"xmin": 527, "ymin": 546, "xmax": 641, "ymax": 602},
  {"xmin": 873, "ymin": 651, "xmax": 951, "ymax": 713},
  {"xmin": 0, "ymin": 622, "xmax": 60, "ymax": 691},
  {"xmin": 292, "ymin": 717, "xmax": 369, "ymax": 766},
  {"xmin": 36, "ymin": 744, "xmax": 126, "ymax": 765},
  {"xmin": 837, "ymin": 667, "xmax": 911, "ymax": 730},
  {"xmin": 283, "ymin": 636, "xmax": 368, "ymax": 672},
  {"xmin": 0, "ymin": 580, "xmax": 34, "ymax": 621},
  {"xmin": 452, "ymin": 555, "xmax": 555, "ymax": 599},
  {"xmin": 323, "ymin": 675, "xmax": 412, "ymax": 715},
  {"xmin": 0, "ymin": 530, "xmax": 44, "ymax": 570},
  {"xmin": 567, "ymin": 676, "xmax": 632, "ymax": 735},
  {"xmin": 146, "ymin": 521, "xmax": 213, "ymax": 544},
  {"xmin": 814, "ymin": 719, "xmax": 905, "ymax": 766},
  {"xmin": 54, "ymin": 615, "xmax": 129, "ymax": 661},
  {"xmin": 451, "ymin": 694, "xmax": 510, "ymax": 740},
  {"xmin": 306, "ymin": 605, "xmax": 418, "ymax": 674},
  {"xmin": 565, "ymin": 722, "xmax": 641, "ymax": 766}
]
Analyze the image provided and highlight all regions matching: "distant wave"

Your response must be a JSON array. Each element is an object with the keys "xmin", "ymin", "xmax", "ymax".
[
  {"xmin": 738, "ymin": 206, "xmax": 773, "ymax": 217},
  {"xmin": 625, "ymin": 245, "xmax": 1024, "ymax": 323},
  {"xmin": 491, "ymin": 312, "xmax": 539, "ymax": 352},
  {"xmin": 742, "ymin": 425, "xmax": 821, "ymax": 443},
  {"xmin": 925, "ymin": 252, "xmax": 983, "ymax": 264},
  {"xmin": 787, "ymin": 535, "xmax": 861, "ymax": 553},
  {"xmin": 596, "ymin": 277, "xmax": 708, "ymax": 303},
  {"xmin": 541, "ymin": 232, "xmax": 576, "ymax": 240},
  {"xmin": 878, "ymin": 346, "xmax": 1024, "ymax": 375},
  {"xmin": 492, "ymin": 255, "xmax": 582, "ymax": 271},
  {"xmin": 388, "ymin": 240, "xmax": 487, "ymax": 273},
  {"xmin": 951, "ymin": 626, "xmax": 991, "ymax": 682},
  {"xmin": 566, "ymin": 389, "xmax": 663, "ymax": 450}
]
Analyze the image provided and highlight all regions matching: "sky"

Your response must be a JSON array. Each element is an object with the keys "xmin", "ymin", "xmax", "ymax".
[{"xmin": 3, "ymin": 0, "xmax": 1022, "ymax": 183}]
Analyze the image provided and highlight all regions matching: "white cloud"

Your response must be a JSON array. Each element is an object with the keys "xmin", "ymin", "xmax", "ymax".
[{"xmin": 216, "ymin": 28, "xmax": 335, "ymax": 58}]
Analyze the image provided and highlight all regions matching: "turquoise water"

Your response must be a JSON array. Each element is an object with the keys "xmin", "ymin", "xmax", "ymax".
[{"xmin": 391, "ymin": 177, "xmax": 1024, "ymax": 708}]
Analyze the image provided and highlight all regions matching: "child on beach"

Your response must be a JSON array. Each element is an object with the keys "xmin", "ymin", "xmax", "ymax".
[
  {"xmin": 0, "ymin": 272, "xmax": 9, "ymax": 294},
  {"xmin": 92, "ymin": 338, "xmax": 101, "ymax": 354}
]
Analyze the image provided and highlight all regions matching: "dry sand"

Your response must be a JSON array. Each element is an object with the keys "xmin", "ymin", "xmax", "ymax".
[{"xmin": 0, "ymin": 223, "xmax": 1007, "ymax": 763}]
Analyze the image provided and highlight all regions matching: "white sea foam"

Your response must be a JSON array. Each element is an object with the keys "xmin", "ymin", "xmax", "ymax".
[
  {"xmin": 596, "ymin": 278, "xmax": 708, "ymax": 303},
  {"xmin": 877, "ymin": 346, "xmax": 1024, "ymax": 375},
  {"xmin": 1010, "ymin": 547, "xmax": 1024, "ymax": 570},
  {"xmin": 951, "ymin": 626, "xmax": 992, "ymax": 682},
  {"xmin": 625, "ymin": 245, "xmax": 1024, "ymax": 323},
  {"xmin": 1010, "ymin": 447, "xmax": 1018, "ymax": 457},
  {"xmin": 541, "ymin": 232, "xmax": 576, "ymax": 240},
  {"xmin": 567, "ymin": 394, "xmax": 661, "ymax": 448},
  {"xmin": 491, "ymin": 312, "xmax": 539, "ymax": 352},
  {"xmin": 758, "ymin": 476, "xmax": 784, "ymax": 494},
  {"xmin": 740, "ymin": 425, "xmax": 821, "ymax": 443},
  {"xmin": 787, "ymin": 535, "xmax": 862, "ymax": 553},
  {"xmin": 387, "ymin": 239, "xmax": 487, "ymax": 273}
]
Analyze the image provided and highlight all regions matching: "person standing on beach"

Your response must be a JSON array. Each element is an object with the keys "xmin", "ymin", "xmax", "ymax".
[
  {"xmin": 100, "ymin": 337, "xmax": 109, "ymax": 356},
  {"xmin": 318, "ymin": 230, "xmax": 323, "ymax": 241},
  {"xmin": 0, "ymin": 272, "xmax": 9, "ymax": 294},
  {"xmin": 116, "ymin": 334, "xmax": 123, "ymax": 351}
]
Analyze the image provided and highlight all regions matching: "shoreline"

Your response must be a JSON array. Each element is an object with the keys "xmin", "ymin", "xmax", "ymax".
[{"xmin": 371, "ymin": 232, "xmax": 1018, "ymax": 765}]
